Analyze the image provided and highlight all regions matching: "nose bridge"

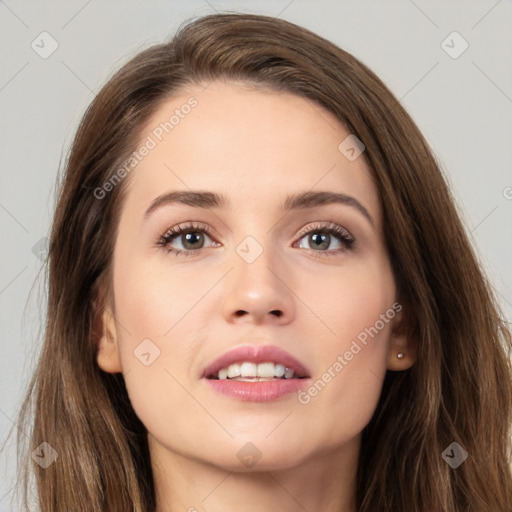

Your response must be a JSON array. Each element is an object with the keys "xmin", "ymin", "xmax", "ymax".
[
  {"xmin": 221, "ymin": 225, "xmax": 295, "ymax": 323},
  {"xmin": 229, "ymin": 211, "xmax": 276, "ymax": 267},
  {"xmin": 232, "ymin": 230, "xmax": 280, "ymax": 293}
]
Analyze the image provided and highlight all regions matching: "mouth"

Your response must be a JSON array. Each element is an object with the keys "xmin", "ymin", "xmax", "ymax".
[
  {"xmin": 207, "ymin": 361, "xmax": 307, "ymax": 381},
  {"xmin": 202, "ymin": 344, "xmax": 310, "ymax": 381},
  {"xmin": 202, "ymin": 345, "xmax": 311, "ymax": 402}
]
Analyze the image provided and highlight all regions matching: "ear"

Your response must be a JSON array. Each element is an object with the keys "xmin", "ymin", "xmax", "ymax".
[
  {"xmin": 94, "ymin": 300, "xmax": 123, "ymax": 374},
  {"xmin": 386, "ymin": 305, "xmax": 417, "ymax": 371}
]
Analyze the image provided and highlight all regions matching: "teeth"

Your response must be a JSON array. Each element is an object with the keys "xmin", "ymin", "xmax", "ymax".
[
  {"xmin": 257, "ymin": 362, "xmax": 274, "ymax": 378},
  {"xmin": 240, "ymin": 362, "xmax": 257, "ymax": 377},
  {"xmin": 284, "ymin": 367, "xmax": 294, "ymax": 379},
  {"xmin": 274, "ymin": 364, "xmax": 286, "ymax": 377},
  {"xmin": 215, "ymin": 361, "xmax": 296, "ymax": 380},
  {"xmin": 226, "ymin": 363, "xmax": 241, "ymax": 379}
]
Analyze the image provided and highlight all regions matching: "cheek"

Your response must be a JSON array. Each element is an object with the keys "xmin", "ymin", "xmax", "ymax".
[
  {"xmin": 111, "ymin": 254, "xmax": 212, "ymax": 433},
  {"xmin": 295, "ymin": 258, "xmax": 395, "ymax": 433},
  {"xmin": 112, "ymin": 250, "xmax": 200, "ymax": 340},
  {"xmin": 112, "ymin": 254, "xmax": 201, "ymax": 371},
  {"xmin": 297, "ymin": 254, "xmax": 395, "ymax": 353}
]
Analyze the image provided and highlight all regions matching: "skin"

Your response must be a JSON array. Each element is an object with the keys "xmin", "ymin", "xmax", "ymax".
[{"xmin": 96, "ymin": 81, "xmax": 416, "ymax": 512}]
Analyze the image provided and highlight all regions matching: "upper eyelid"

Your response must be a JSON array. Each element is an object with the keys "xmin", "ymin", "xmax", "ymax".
[
  {"xmin": 161, "ymin": 221, "xmax": 353, "ymax": 245},
  {"xmin": 296, "ymin": 221, "xmax": 352, "ymax": 237}
]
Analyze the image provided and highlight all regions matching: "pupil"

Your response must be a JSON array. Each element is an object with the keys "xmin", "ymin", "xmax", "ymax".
[
  {"xmin": 184, "ymin": 232, "xmax": 203, "ymax": 249},
  {"xmin": 311, "ymin": 233, "xmax": 329, "ymax": 250}
]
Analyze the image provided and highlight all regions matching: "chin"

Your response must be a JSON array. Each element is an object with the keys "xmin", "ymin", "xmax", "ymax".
[{"xmin": 202, "ymin": 438, "xmax": 313, "ymax": 473}]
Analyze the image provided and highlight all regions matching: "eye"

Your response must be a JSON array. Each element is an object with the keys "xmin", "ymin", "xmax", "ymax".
[
  {"xmin": 157, "ymin": 221, "xmax": 355, "ymax": 258},
  {"xmin": 157, "ymin": 222, "xmax": 219, "ymax": 256},
  {"xmin": 294, "ymin": 222, "xmax": 355, "ymax": 256}
]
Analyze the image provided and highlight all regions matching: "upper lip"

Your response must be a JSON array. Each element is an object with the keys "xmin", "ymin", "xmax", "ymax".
[{"xmin": 202, "ymin": 344, "xmax": 310, "ymax": 379}]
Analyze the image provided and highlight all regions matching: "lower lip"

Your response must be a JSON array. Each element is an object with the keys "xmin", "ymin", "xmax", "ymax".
[{"xmin": 204, "ymin": 377, "xmax": 310, "ymax": 402}]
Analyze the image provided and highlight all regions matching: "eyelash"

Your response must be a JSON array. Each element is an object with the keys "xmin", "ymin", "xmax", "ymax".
[{"xmin": 156, "ymin": 221, "xmax": 355, "ymax": 258}]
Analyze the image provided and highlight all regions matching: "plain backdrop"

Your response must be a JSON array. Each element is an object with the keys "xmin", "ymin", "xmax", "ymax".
[{"xmin": 1, "ymin": 0, "xmax": 511, "ymax": 509}]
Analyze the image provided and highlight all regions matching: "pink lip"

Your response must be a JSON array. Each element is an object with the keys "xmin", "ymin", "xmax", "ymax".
[
  {"xmin": 201, "ymin": 344, "xmax": 310, "ymax": 379},
  {"xmin": 204, "ymin": 378, "xmax": 310, "ymax": 402},
  {"xmin": 201, "ymin": 344, "xmax": 311, "ymax": 403}
]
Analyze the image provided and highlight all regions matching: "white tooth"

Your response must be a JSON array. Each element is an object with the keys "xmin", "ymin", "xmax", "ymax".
[
  {"xmin": 218, "ymin": 361, "xmax": 297, "ymax": 379},
  {"xmin": 274, "ymin": 364, "xmax": 286, "ymax": 377},
  {"xmin": 257, "ymin": 362, "xmax": 275, "ymax": 378},
  {"xmin": 284, "ymin": 367, "xmax": 295, "ymax": 379},
  {"xmin": 240, "ymin": 362, "xmax": 258, "ymax": 378},
  {"xmin": 227, "ymin": 363, "xmax": 241, "ymax": 378}
]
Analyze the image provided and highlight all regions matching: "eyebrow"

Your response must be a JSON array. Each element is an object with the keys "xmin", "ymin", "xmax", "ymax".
[{"xmin": 143, "ymin": 190, "xmax": 375, "ymax": 227}]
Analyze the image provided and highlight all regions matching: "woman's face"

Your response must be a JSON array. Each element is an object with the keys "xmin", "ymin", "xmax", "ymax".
[{"xmin": 97, "ymin": 81, "xmax": 411, "ymax": 471}]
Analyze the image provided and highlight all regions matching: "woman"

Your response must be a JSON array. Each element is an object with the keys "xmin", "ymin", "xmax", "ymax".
[{"xmin": 12, "ymin": 12, "xmax": 512, "ymax": 512}]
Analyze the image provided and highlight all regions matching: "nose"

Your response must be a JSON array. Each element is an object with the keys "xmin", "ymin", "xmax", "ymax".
[{"xmin": 221, "ymin": 246, "xmax": 295, "ymax": 325}]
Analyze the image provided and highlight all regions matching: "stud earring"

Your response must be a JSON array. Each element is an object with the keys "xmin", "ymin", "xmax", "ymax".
[{"xmin": 397, "ymin": 352, "xmax": 404, "ymax": 360}]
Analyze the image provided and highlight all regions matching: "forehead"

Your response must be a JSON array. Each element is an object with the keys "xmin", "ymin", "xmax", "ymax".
[{"xmin": 121, "ymin": 81, "xmax": 381, "ymax": 226}]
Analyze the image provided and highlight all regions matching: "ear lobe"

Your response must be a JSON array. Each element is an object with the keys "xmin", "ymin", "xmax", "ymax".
[
  {"xmin": 94, "ymin": 302, "xmax": 123, "ymax": 374},
  {"xmin": 386, "ymin": 306, "xmax": 417, "ymax": 371}
]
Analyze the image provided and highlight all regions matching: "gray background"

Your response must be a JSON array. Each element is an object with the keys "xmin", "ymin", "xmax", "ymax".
[{"xmin": 1, "ymin": 0, "xmax": 511, "ymax": 509}]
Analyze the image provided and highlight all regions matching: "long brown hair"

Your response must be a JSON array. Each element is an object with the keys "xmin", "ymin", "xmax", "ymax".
[{"xmin": 9, "ymin": 12, "xmax": 512, "ymax": 511}]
